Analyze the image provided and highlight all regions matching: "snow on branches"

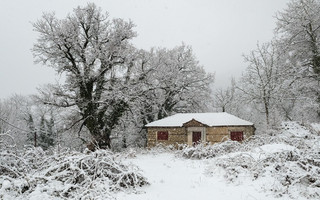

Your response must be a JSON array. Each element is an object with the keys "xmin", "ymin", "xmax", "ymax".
[
  {"xmin": 0, "ymin": 143, "xmax": 148, "ymax": 199},
  {"xmin": 179, "ymin": 122, "xmax": 320, "ymax": 199}
]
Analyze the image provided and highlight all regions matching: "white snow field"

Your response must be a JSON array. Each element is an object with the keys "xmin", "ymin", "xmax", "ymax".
[{"xmin": 117, "ymin": 152, "xmax": 287, "ymax": 200}]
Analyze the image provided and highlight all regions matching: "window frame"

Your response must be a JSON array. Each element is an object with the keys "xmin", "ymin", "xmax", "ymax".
[
  {"xmin": 230, "ymin": 131, "xmax": 244, "ymax": 142},
  {"xmin": 157, "ymin": 131, "xmax": 169, "ymax": 141}
]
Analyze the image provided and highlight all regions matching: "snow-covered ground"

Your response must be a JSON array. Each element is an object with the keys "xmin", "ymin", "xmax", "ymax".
[
  {"xmin": 1, "ymin": 121, "xmax": 320, "ymax": 199},
  {"xmin": 117, "ymin": 152, "xmax": 287, "ymax": 200},
  {"xmin": 117, "ymin": 121, "xmax": 320, "ymax": 200}
]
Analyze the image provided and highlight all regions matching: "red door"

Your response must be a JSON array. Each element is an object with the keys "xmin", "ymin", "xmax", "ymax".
[
  {"xmin": 230, "ymin": 131, "xmax": 244, "ymax": 142},
  {"xmin": 192, "ymin": 132, "xmax": 202, "ymax": 144}
]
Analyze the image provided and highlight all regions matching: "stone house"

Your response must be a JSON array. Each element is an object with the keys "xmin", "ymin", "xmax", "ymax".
[{"xmin": 145, "ymin": 112, "xmax": 255, "ymax": 147}]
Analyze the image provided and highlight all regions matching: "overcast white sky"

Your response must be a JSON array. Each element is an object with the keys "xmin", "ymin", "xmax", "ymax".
[{"xmin": 0, "ymin": 0, "xmax": 290, "ymax": 99}]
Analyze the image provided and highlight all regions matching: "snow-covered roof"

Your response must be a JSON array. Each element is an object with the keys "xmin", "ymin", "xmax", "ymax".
[{"xmin": 145, "ymin": 112, "xmax": 253, "ymax": 127}]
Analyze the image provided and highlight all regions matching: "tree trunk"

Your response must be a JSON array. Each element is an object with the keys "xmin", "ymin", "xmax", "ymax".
[
  {"xmin": 264, "ymin": 101, "xmax": 270, "ymax": 127},
  {"xmin": 84, "ymin": 114, "xmax": 111, "ymax": 150},
  {"xmin": 84, "ymin": 100, "xmax": 128, "ymax": 151},
  {"xmin": 34, "ymin": 132, "xmax": 37, "ymax": 147}
]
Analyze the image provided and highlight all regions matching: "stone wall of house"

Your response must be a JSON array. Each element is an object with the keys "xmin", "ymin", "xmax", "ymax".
[
  {"xmin": 206, "ymin": 125, "xmax": 255, "ymax": 144},
  {"xmin": 147, "ymin": 125, "xmax": 255, "ymax": 147},
  {"xmin": 147, "ymin": 127, "xmax": 186, "ymax": 148}
]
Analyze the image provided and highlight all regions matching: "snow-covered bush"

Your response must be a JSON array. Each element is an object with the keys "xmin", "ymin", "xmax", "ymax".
[
  {"xmin": 143, "ymin": 143, "xmax": 177, "ymax": 155},
  {"xmin": 204, "ymin": 122, "xmax": 320, "ymax": 199},
  {"xmin": 212, "ymin": 146, "xmax": 320, "ymax": 198},
  {"xmin": 0, "ymin": 133, "xmax": 16, "ymax": 150},
  {"xmin": 0, "ymin": 143, "xmax": 149, "ymax": 199},
  {"xmin": 180, "ymin": 141, "xmax": 241, "ymax": 159},
  {"xmin": 176, "ymin": 122, "xmax": 320, "ymax": 198}
]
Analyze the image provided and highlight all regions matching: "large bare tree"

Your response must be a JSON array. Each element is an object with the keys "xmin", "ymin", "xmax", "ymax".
[{"xmin": 32, "ymin": 3, "xmax": 136, "ymax": 148}]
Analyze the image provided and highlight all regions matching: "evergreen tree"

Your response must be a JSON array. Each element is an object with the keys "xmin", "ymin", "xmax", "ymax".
[{"xmin": 26, "ymin": 114, "xmax": 37, "ymax": 147}]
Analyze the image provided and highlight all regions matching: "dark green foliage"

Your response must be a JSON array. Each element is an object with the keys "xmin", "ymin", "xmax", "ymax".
[
  {"xmin": 25, "ymin": 113, "xmax": 56, "ymax": 150},
  {"xmin": 38, "ymin": 115, "xmax": 55, "ymax": 150},
  {"xmin": 26, "ymin": 114, "xmax": 36, "ymax": 146}
]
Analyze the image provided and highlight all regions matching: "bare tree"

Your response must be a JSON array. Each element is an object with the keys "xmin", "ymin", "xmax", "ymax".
[
  {"xmin": 213, "ymin": 79, "xmax": 236, "ymax": 112},
  {"xmin": 110, "ymin": 44, "xmax": 214, "ymax": 148},
  {"xmin": 239, "ymin": 42, "xmax": 284, "ymax": 127},
  {"xmin": 275, "ymin": 0, "xmax": 320, "ymax": 117},
  {"xmin": 147, "ymin": 45, "xmax": 214, "ymax": 120},
  {"xmin": 276, "ymin": 0, "xmax": 320, "ymax": 79},
  {"xmin": 32, "ymin": 3, "xmax": 136, "ymax": 149}
]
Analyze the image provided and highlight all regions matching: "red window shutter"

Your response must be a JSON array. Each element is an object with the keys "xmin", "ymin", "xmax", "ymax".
[
  {"xmin": 157, "ymin": 131, "xmax": 168, "ymax": 140},
  {"xmin": 230, "ymin": 131, "xmax": 244, "ymax": 142}
]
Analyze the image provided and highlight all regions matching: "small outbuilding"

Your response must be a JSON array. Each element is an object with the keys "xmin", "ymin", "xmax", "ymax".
[{"xmin": 145, "ymin": 112, "xmax": 255, "ymax": 147}]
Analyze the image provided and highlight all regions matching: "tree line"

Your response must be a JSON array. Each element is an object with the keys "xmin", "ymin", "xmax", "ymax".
[
  {"xmin": 1, "ymin": 3, "xmax": 213, "ymax": 150},
  {"xmin": 1, "ymin": 0, "xmax": 319, "ymax": 150},
  {"xmin": 213, "ymin": 0, "xmax": 320, "ymax": 129}
]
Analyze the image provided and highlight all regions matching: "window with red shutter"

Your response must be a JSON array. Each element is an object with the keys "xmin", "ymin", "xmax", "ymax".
[
  {"xmin": 157, "ymin": 131, "xmax": 168, "ymax": 140},
  {"xmin": 230, "ymin": 131, "xmax": 244, "ymax": 142}
]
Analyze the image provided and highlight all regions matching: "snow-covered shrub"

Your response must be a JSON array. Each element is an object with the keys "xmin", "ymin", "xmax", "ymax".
[
  {"xmin": 206, "ymin": 122, "xmax": 320, "ymax": 199},
  {"xmin": 0, "ymin": 145, "xmax": 149, "ymax": 199},
  {"xmin": 180, "ymin": 140, "xmax": 241, "ymax": 159},
  {"xmin": 212, "ymin": 146, "xmax": 320, "ymax": 198},
  {"xmin": 144, "ymin": 143, "xmax": 177, "ymax": 155},
  {"xmin": 0, "ymin": 133, "xmax": 16, "ymax": 150},
  {"xmin": 0, "ymin": 133, "xmax": 31, "ymax": 179}
]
